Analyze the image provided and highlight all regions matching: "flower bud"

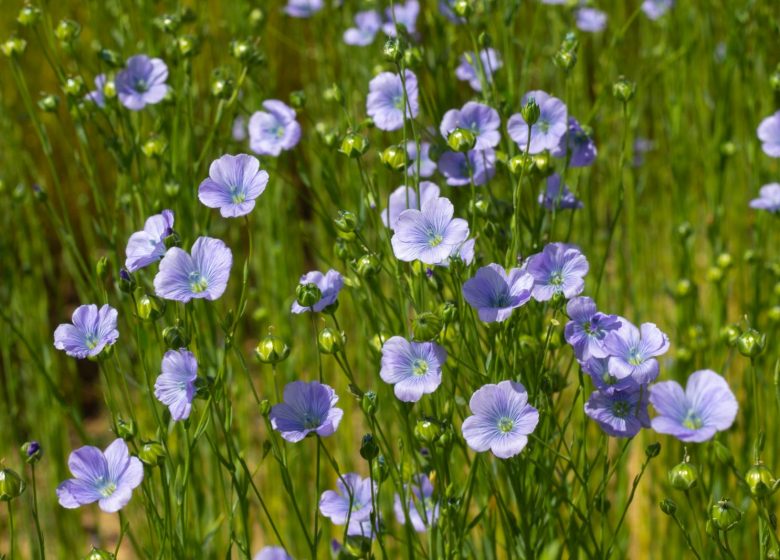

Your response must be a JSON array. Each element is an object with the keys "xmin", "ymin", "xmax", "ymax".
[
  {"xmin": 403, "ymin": 47, "xmax": 422, "ymax": 69},
  {"xmin": 118, "ymin": 267, "xmax": 135, "ymax": 293},
  {"xmin": 339, "ymin": 133, "xmax": 370, "ymax": 158},
  {"xmin": 318, "ymin": 328, "xmax": 345, "ymax": 354},
  {"xmin": 447, "ymin": 128, "xmax": 477, "ymax": 152},
  {"xmin": 360, "ymin": 434, "xmax": 380, "ymax": 461},
  {"xmin": 668, "ymin": 462, "xmax": 698, "ymax": 491},
  {"xmin": 287, "ymin": 90, "xmax": 306, "ymax": 110},
  {"xmin": 164, "ymin": 181, "xmax": 180, "ymax": 197},
  {"xmin": 531, "ymin": 152, "xmax": 553, "ymax": 176},
  {"xmin": 210, "ymin": 75, "xmax": 234, "ymax": 100},
  {"xmin": 63, "ymin": 76, "xmax": 86, "ymax": 97},
  {"xmin": 383, "ymin": 37, "xmax": 405, "ymax": 63},
  {"xmin": 142, "ymin": 136, "xmax": 167, "ymax": 158},
  {"xmin": 38, "ymin": 93, "xmax": 60, "ymax": 113},
  {"xmin": 323, "ymin": 83, "xmax": 344, "ymax": 104},
  {"xmin": 520, "ymin": 98, "xmax": 541, "ymax": 126},
  {"xmin": 371, "ymin": 455, "xmax": 389, "ymax": 482},
  {"xmin": 356, "ymin": 254, "xmax": 381, "ymax": 279},
  {"xmin": 334, "ymin": 210, "xmax": 358, "ymax": 234},
  {"xmin": 413, "ymin": 312, "xmax": 442, "ymax": 342},
  {"xmin": 508, "ymin": 153, "xmax": 534, "ymax": 175},
  {"xmin": 381, "ymin": 145, "xmax": 407, "ymax": 171},
  {"xmin": 334, "ymin": 238, "xmax": 350, "ymax": 260},
  {"xmin": 17, "ymin": 4, "xmax": 41, "ymax": 26},
  {"xmin": 478, "ymin": 31, "xmax": 492, "ymax": 48},
  {"xmin": 645, "ymin": 442, "xmax": 661, "ymax": 458},
  {"xmin": 296, "ymin": 282, "xmax": 322, "ymax": 308},
  {"xmin": 1, "ymin": 38, "xmax": 27, "ymax": 58},
  {"xmin": 21, "ymin": 441, "xmax": 42, "ymax": 465},
  {"xmin": 259, "ymin": 399, "xmax": 271, "ymax": 417},
  {"xmin": 98, "ymin": 48, "xmax": 123, "ymax": 68},
  {"xmin": 155, "ymin": 13, "xmax": 182, "ymax": 33},
  {"xmin": 612, "ymin": 77, "xmax": 636, "ymax": 103},
  {"xmin": 362, "ymin": 391, "xmax": 378, "ymax": 416},
  {"xmin": 769, "ymin": 306, "xmax": 780, "ymax": 324},
  {"xmin": 0, "ymin": 469, "xmax": 25, "ymax": 501},
  {"xmin": 162, "ymin": 322, "xmax": 190, "ymax": 349},
  {"xmin": 719, "ymin": 324, "xmax": 740, "ymax": 346},
  {"xmin": 659, "ymin": 498, "xmax": 677, "ymax": 516},
  {"xmin": 249, "ymin": 8, "xmax": 265, "ymax": 27},
  {"xmin": 716, "ymin": 253, "xmax": 733, "ymax": 269},
  {"xmin": 710, "ymin": 499, "xmax": 741, "ymax": 532},
  {"xmin": 553, "ymin": 49, "xmax": 577, "ymax": 72},
  {"xmin": 745, "ymin": 464, "xmax": 777, "ymax": 498},
  {"xmin": 706, "ymin": 266, "xmax": 724, "ymax": 283},
  {"xmin": 55, "ymin": 19, "xmax": 81, "ymax": 43},
  {"xmin": 439, "ymin": 301, "xmax": 457, "ymax": 324},
  {"xmin": 83, "ymin": 548, "xmax": 116, "ymax": 560},
  {"xmin": 255, "ymin": 334, "xmax": 290, "ymax": 364},
  {"xmin": 414, "ymin": 419, "xmax": 441, "ymax": 444},
  {"xmin": 737, "ymin": 328, "xmax": 766, "ymax": 358},
  {"xmin": 116, "ymin": 417, "xmax": 136, "ymax": 441},
  {"xmin": 176, "ymin": 34, "xmax": 199, "ymax": 57},
  {"xmin": 136, "ymin": 291, "xmax": 166, "ymax": 322},
  {"xmin": 139, "ymin": 441, "xmax": 166, "ymax": 467},
  {"xmin": 452, "ymin": 0, "xmax": 474, "ymax": 18}
]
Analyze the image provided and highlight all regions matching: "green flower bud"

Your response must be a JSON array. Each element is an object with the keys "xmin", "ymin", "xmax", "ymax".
[
  {"xmin": 255, "ymin": 334, "xmax": 291, "ymax": 364},
  {"xmin": 334, "ymin": 210, "xmax": 358, "ymax": 234},
  {"xmin": 289, "ymin": 90, "xmax": 306, "ymax": 109},
  {"xmin": 339, "ymin": 133, "xmax": 370, "ymax": 158},
  {"xmin": 414, "ymin": 419, "xmax": 441, "ymax": 444},
  {"xmin": 17, "ymin": 4, "xmax": 41, "ymax": 26},
  {"xmin": 645, "ymin": 442, "xmax": 661, "ymax": 458},
  {"xmin": 736, "ymin": 328, "xmax": 766, "ymax": 358},
  {"xmin": 83, "ymin": 547, "xmax": 116, "ymax": 560},
  {"xmin": 323, "ymin": 83, "xmax": 344, "ymax": 104},
  {"xmin": 673, "ymin": 278, "xmax": 692, "ymax": 299},
  {"xmin": 296, "ymin": 282, "xmax": 322, "ymax": 308},
  {"xmin": 668, "ymin": 462, "xmax": 698, "ymax": 491},
  {"xmin": 38, "ymin": 93, "xmax": 60, "ymax": 113},
  {"xmin": 452, "ymin": 0, "xmax": 474, "ymax": 18},
  {"xmin": 0, "ymin": 469, "xmax": 25, "ymax": 501},
  {"xmin": 360, "ymin": 434, "xmax": 380, "ymax": 461},
  {"xmin": 318, "ymin": 328, "xmax": 345, "ymax": 354},
  {"xmin": 356, "ymin": 254, "xmax": 381, "ymax": 279},
  {"xmin": 531, "ymin": 151, "xmax": 553, "ymax": 176},
  {"xmin": 745, "ymin": 464, "xmax": 776, "ymax": 498},
  {"xmin": 55, "ymin": 19, "xmax": 81, "ymax": 43},
  {"xmin": 259, "ymin": 399, "xmax": 271, "ymax": 417},
  {"xmin": 413, "ymin": 312, "xmax": 442, "ymax": 342},
  {"xmin": 520, "ymin": 98, "xmax": 541, "ymax": 126},
  {"xmin": 403, "ymin": 46, "xmax": 422, "ymax": 69},
  {"xmin": 98, "ymin": 48, "xmax": 123, "ymax": 68},
  {"xmin": 706, "ymin": 266, "xmax": 724, "ymax": 283},
  {"xmin": 63, "ymin": 76, "xmax": 86, "ymax": 97},
  {"xmin": 21, "ymin": 441, "xmax": 43, "ymax": 464},
  {"xmin": 439, "ymin": 301, "xmax": 457, "ymax": 324},
  {"xmin": 710, "ymin": 499, "xmax": 741, "ymax": 532},
  {"xmin": 371, "ymin": 455, "xmax": 389, "ymax": 482},
  {"xmin": 164, "ymin": 181, "xmax": 180, "ymax": 197},
  {"xmin": 154, "ymin": 13, "xmax": 181, "ymax": 33},
  {"xmin": 478, "ymin": 31, "xmax": 492, "ymax": 48},
  {"xmin": 447, "ymin": 128, "xmax": 477, "ymax": 152},
  {"xmin": 118, "ymin": 268, "xmax": 135, "ymax": 293},
  {"xmin": 334, "ymin": 238, "xmax": 350, "ymax": 260},
  {"xmin": 103, "ymin": 80, "xmax": 117, "ymax": 99},
  {"xmin": 139, "ymin": 441, "xmax": 166, "ymax": 467},
  {"xmin": 612, "ymin": 77, "xmax": 636, "ymax": 103},
  {"xmin": 553, "ymin": 49, "xmax": 577, "ymax": 72},
  {"xmin": 381, "ymin": 145, "xmax": 407, "ymax": 171},
  {"xmin": 720, "ymin": 141, "xmax": 736, "ymax": 157},
  {"xmin": 383, "ymin": 37, "xmax": 405, "ymax": 63},
  {"xmin": 249, "ymin": 8, "xmax": 265, "ymax": 27},
  {"xmin": 508, "ymin": 153, "xmax": 534, "ymax": 175},
  {"xmin": 210, "ymin": 74, "xmax": 234, "ymax": 99},
  {"xmin": 362, "ymin": 391, "xmax": 378, "ymax": 416},
  {"xmin": 95, "ymin": 256, "xmax": 109, "ymax": 281},
  {"xmin": 116, "ymin": 417, "xmax": 136, "ymax": 441},
  {"xmin": 162, "ymin": 322, "xmax": 190, "ymax": 349},
  {"xmin": 659, "ymin": 498, "xmax": 677, "ymax": 516},
  {"xmin": 1, "ymin": 38, "xmax": 27, "ymax": 58},
  {"xmin": 142, "ymin": 136, "xmax": 167, "ymax": 158},
  {"xmin": 716, "ymin": 253, "xmax": 732, "ymax": 269},
  {"xmin": 135, "ymin": 291, "xmax": 166, "ymax": 322},
  {"xmin": 176, "ymin": 34, "xmax": 199, "ymax": 57},
  {"xmin": 719, "ymin": 324, "xmax": 741, "ymax": 346}
]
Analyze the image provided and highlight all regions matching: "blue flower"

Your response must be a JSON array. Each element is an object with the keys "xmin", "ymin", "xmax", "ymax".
[
  {"xmin": 602, "ymin": 320, "xmax": 670, "ymax": 384},
  {"xmin": 125, "ymin": 210, "xmax": 174, "ymax": 272},
  {"xmin": 564, "ymin": 296, "xmax": 621, "ymax": 360},
  {"xmin": 116, "ymin": 55, "xmax": 169, "ymax": 111},
  {"xmin": 462, "ymin": 264, "xmax": 534, "ymax": 323},
  {"xmin": 249, "ymin": 100, "xmax": 301, "ymax": 157},
  {"xmin": 525, "ymin": 242, "xmax": 589, "ymax": 301},
  {"xmin": 154, "ymin": 349, "xmax": 198, "ymax": 421},
  {"xmin": 270, "ymin": 381, "xmax": 344, "ymax": 442},
  {"xmin": 380, "ymin": 336, "xmax": 447, "ymax": 402},
  {"xmin": 154, "ymin": 237, "xmax": 233, "ymax": 303},
  {"xmin": 198, "ymin": 154, "xmax": 269, "ymax": 218},
  {"xmin": 391, "ymin": 196, "xmax": 470, "ymax": 265},
  {"xmin": 507, "ymin": 90, "xmax": 568, "ymax": 154},
  {"xmin": 367, "ymin": 70, "xmax": 419, "ymax": 132},
  {"xmin": 54, "ymin": 304, "xmax": 119, "ymax": 359}
]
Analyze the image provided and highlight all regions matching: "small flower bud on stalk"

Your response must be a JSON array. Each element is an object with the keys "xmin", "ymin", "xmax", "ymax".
[
  {"xmin": 413, "ymin": 312, "xmax": 442, "ymax": 342},
  {"xmin": 142, "ymin": 136, "xmax": 167, "ymax": 158},
  {"xmin": 668, "ymin": 462, "xmax": 698, "ymax": 491},
  {"xmin": 255, "ymin": 334, "xmax": 290, "ymax": 364},
  {"xmin": 383, "ymin": 37, "xmax": 405, "ymax": 63},
  {"xmin": 249, "ymin": 8, "xmax": 265, "ymax": 27},
  {"xmin": 38, "ymin": 93, "xmax": 60, "ymax": 113},
  {"xmin": 414, "ymin": 419, "xmax": 441, "ymax": 444},
  {"xmin": 612, "ymin": 77, "xmax": 636, "ymax": 104},
  {"xmin": 139, "ymin": 441, "xmax": 166, "ymax": 467},
  {"xmin": 318, "ymin": 328, "xmax": 345, "ymax": 354},
  {"xmin": 176, "ymin": 35, "xmax": 199, "ymax": 58},
  {"xmin": 719, "ymin": 324, "xmax": 741, "ymax": 346},
  {"xmin": 17, "ymin": 4, "xmax": 41, "ymax": 26},
  {"xmin": 710, "ymin": 499, "xmax": 742, "ymax": 532},
  {"xmin": 745, "ymin": 463, "xmax": 777, "ymax": 498},
  {"xmin": 362, "ymin": 391, "xmax": 378, "ymax": 416},
  {"xmin": 0, "ymin": 469, "xmax": 26, "ymax": 501},
  {"xmin": 210, "ymin": 75, "xmax": 234, "ymax": 99},
  {"xmin": 381, "ymin": 145, "xmax": 407, "ymax": 171},
  {"xmin": 371, "ymin": 455, "xmax": 389, "ymax": 482},
  {"xmin": 659, "ymin": 499, "xmax": 677, "ymax": 516},
  {"xmin": 1, "ymin": 38, "xmax": 27, "ymax": 58},
  {"xmin": 531, "ymin": 152, "xmax": 553, "ymax": 177},
  {"xmin": 118, "ymin": 268, "xmax": 135, "ymax": 293},
  {"xmin": 259, "ymin": 399, "xmax": 271, "ymax": 417},
  {"xmin": 447, "ymin": 128, "xmax": 477, "ymax": 152},
  {"xmin": 83, "ymin": 548, "xmax": 116, "ymax": 560},
  {"xmin": 737, "ymin": 328, "xmax": 766, "ymax": 358},
  {"xmin": 135, "ymin": 291, "xmax": 166, "ymax": 322},
  {"xmin": 520, "ymin": 98, "xmax": 541, "ymax": 126},
  {"xmin": 98, "ymin": 48, "xmax": 123, "ymax": 67},
  {"xmin": 452, "ymin": 0, "xmax": 474, "ymax": 18},
  {"xmin": 63, "ymin": 76, "xmax": 86, "ymax": 97},
  {"xmin": 554, "ymin": 49, "xmax": 577, "ymax": 73},
  {"xmin": 334, "ymin": 210, "xmax": 358, "ymax": 234},
  {"xmin": 116, "ymin": 417, "xmax": 136, "ymax": 441},
  {"xmin": 323, "ymin": 83, "xmax": 344, "ymax": 104},
  {"xmin": 55, "ymin": 19, "xmax": 81, "ymax": 43},
  {"xmin": 356, "ymin": 254, "xmax": 381, "ymax": 279},
  {"xmin": 508, "ymin": 153, "xmax": 534, "ymax": 175},
  {"xmin": 296, "ymin": 282, "xmax": 322, "ymax": 308},
  {"xmin": 340, "ymin": 133, "xmax": 370, "ymax": 158},
  {"xmin": 162, "ymin": 321, "xmax": 190, "ymax": 349},
  {"xmin": 21, "ymin": 441, "xmax": 42, "ymax": 465},
  {"xmin": 360, "ymin": 434, "xmax": 380, "ymax": 461},
  {"xmin": 645, "ymin": 442, "xmax": 661, "ymax": 458}
]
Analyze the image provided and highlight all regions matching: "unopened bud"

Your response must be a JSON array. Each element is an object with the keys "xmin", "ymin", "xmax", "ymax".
[
  {"xmin": 737, "ymin": 328, "xmax": 766, "ymax": 358},
  {"xmin": 296, "ymin": 282, "xmax": 322, "ymax": 308},
  {"xmin": 710, "ymin": 498, "xmax": 741, "ymax": 532},
  {"xmin": 381, "ymin": 145, "xmax": 407, "ymax": 171},
  {"xmin": 139, "ymin": 441, "xmax": 166, "ymax": 467},
  {"xmin": 414, "ymin": 419, "xmax": 441, "ymax": 444},
  {"xmin": 612, "ymin": 77, "xmax": 636, "ymax": 103},
  {"xmin": 660, "ymin": 498, "xmax": 677, "ymax": 516},
  {"xmin": 362, "ymin": 391, "xmax": 378, "ymax": 416},
  {"xmin": 340, "ymin": 133, "xmax": 369, "ymax": 158},
  {"xmin": 21, "ymin": 441, "xmax": 43, "ymax": 464},
  {"xmin": 745, "ymin": 464, "xmax": 777, "ymax": 498},
  {"xmin": 255, "ymin": 334, "xmax": 290, "ymax": 364},
  {"xmin": 520, "ymin": 98, "xmax": 541, "ymax": 126},
  {"xmin": 383, "ymin": 37, "xmax": 404, "ymax": 63},
  {"xmin": 318, "ymin": 328, "xmax": 345, "ymax": 354},
  {"xmin": 0, "ymin": 469, "xmax": 25, "ymax": 501},
  {"xmin": 55, "ymin": 19, "xmax": 81, "ymax": 43},
  {"xmin": 360, "ymin": 434, "xmax": 380, "ymax": 461},
  {"xmin": 17, "ymin": 4, "xmax": 41, "ymax": 27},
  {"xmin": 334, "ymin": 210, "xmax": 358, "ymax": 234},
  {"xmin": 356, "ymin": 254, "xmax": 381, "ymax": 279},
  {"xmin": 413, "ymin": 312, "xmax": 442, "ymax": 342},
  {"xmin": 668, "ymin": 462, "xmax": 698, "ymax": 491},
  {"xmin": 447, "ymin": 128, "xmax": 477, "ymax": 152}
]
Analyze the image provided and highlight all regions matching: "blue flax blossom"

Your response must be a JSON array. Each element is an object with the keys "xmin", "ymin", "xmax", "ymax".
[
  {"xmin": 455, "ymin": 49, "xmax": 502, "ymax": 92},
  {"xmin": 462, "ymin": 380, "xmax": 540, "ymax": 459},
  {"xmin": 367, "ymin": 70, "xmax": 419, "ymax": 132},
  {"xmin": 54, "ymin": 304, "xmax": 119, "ymax": 359},
  {"xmin": 551, "ymin": 117, "xmax": 597, "ymax": 167},
  {"xmin": 382, "ymin": 0, "xmax": 420, "ymax": 37},
  {"xmin": 758, "ymin": 111, "xmax": 780, "ymax": 157},
  {"xmin": 642, "ymin": 0, "xmax": 674, "ymax": 20},
  {"xmin": 343, "ymin": 10, "xmax": 381, "ymax": 46},
  {"xmin": 85, "ymin": 74, "xmax": 107, "ymax": 107},
  {"xmin": 440, "ymin": 102, "xmax": 501, "ymax": 150},
  {"xmin": 56, "ymin": 439, "xmax": 143, "ymax": 513},
  {"xmin": 564, "ymin": 297, "xmax": 621, "ymax": 361},
  {"xmin": 525, "ymin": 242, "xmax": 589, "ymax": 301},
  {"xmin": 438, "ymin": 149, "xmax": 496, "ymax": 186},
  {"xmin": 270, "ymin": 381, "xmax": 344, "ymax": 442},
  {"xmin": 576, "ymin": 8, "xmax": 607, "ymax": 32},
  {"xmin": 125, "ymin": 210, "xmax": 174, "ymax": 272},
  {"xmin": 198, "ymin": 154, "xmax": 269, "ymax": 218},
  {"xmin": 249, "ymin": 100, "xmax": 302, "ymax": 156},
  {"xmin": 284, "ymin": 0, "xmax": 323, "ymax": 17},
  {"xmin": 380, "ymin": 336, "xmax": 447, "ymax": 402},
  {"xmin": 394, "ymin": 474, "xmax": 439, "ymax": 532},
  {"xmin": 539, "ymin": 174, "xmax": 583, "ymax": 211},
  {"xmin": 406, "ymin": 141, "xmax": 436, "ymax": 177},
  {"xmin": 319, "ymin": 473, "xmax": 376, "ymax": 531},
  {"xmin": 154, "ymin": 349, "xmax": 198, "ymax": 421},
  {"xmin": 391, "ymin": 196, "xmax": 469, "ymax": 265},
  {"xmin": 603, "ymin": 320, "xmax": 669, "ymax": 384},
  {"xmin": 291, "ymin": 269, "xmax": 344, "ymax": 313},
  {"xmin": 115, "ymin": 55, "xmax": 169, "ymax": 111},
  {"xmin": 154, "ymin": 237, "xmax": 233, "ymax": 303},
  {"xmin": 253, "ymin": 547, "xmax": 292, "ymax": 560},
  {"xmin": 750, "ymin": 183, "xmax": 780, "ymax": 213},
  {"xmin": 649, "ymin": 369, "xmax": 738, "ymax": 442},
  {"xmin": 381, "ymin": 181, "xmax": 440, "ymax": 229},
  {"xmin": 462, "ymin": 264, "xmax": 534, "ymax": 323},
  {"xmin": 581, "ymin": 357, "xmax": 640, "ymax": 395},
  {"xmin": 507, "ymin": 90, "xmax": 568, "ymax": 154},
  {"xmin": 584, "ymin": 387, "xmax": 650, "ymax": 438}
]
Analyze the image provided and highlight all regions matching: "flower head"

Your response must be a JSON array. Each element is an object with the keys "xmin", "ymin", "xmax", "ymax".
[
  {"xmin": 54, "ymin": 304, "xmax": 119, "ymax": 359},
  {"xmin": 576, "ymin": 8, "xmax": 607, "ymax": 32},
  {"xmin": 525, "ymin": 242, "xmax": 589, "ymax": 301},
  {"xmin": 154, "ymin": 237, "xmax": 233, "ymax": 303},
  {"xmin": 750, "ymin": 183, "xmax": 780, "ymax": 213},
  {"xmin": 564, "ymin": 297, "xmax": 621, "ymax": 361},
  {"xmin": 455, "ymin": 49, "xmax": 502, "ymax": 92},
  {"xmin": 125, "ymin": 210, "xmax": 174, "ymax": 272},
  {"xmin": 115, "ymin": 55, "xmax": 169, "ymax": 111},
  {"xmin": 437, "ymin": 149, "xmax": 496, "ymax": 186},
  {"xmin": 584, "ymin": 387, "xmax": 650, "ymax": 438},
  {"xmin": 462, "ymin": 264, "xmax": 534, "ymax": 323},
  {"xmin": 393, "ymin": 473, "xmax": 439, "ymax": 532},
  {"xmin": 284, "ymin": 0, "xmax": 323, "ymax": 17},
  {"xmin": 270, "ymin": 381, "xmax": 344, "ymax": 442},
  {"xmin": 319, "ymin": 473, "xmax": 376, "ymax": 527},
  {"xmin": 382, "ymin": 1, "xmax": 420, "ymax": 36},
  {"xmin": 507, "ymin": 90, "xmax": 568, "ymax": 154},
  {"xmin": 367, "ymin": 70, "xmax": 419, "ymax": 131},
  {"xmin": 291, "ymin": 269, "xmax": 344, "ymax": 313},
  {"xmin": 391, "ymin": 196, "xmax": 469, "ymax": 264},
  {"xmin": 642, "ymin": 0, "xmax": 674, "ymax": 20},
  {"xmin": 551, "ymin": 117, "xmax": 597, "ymax": 167},
  {"xmin": 154, "ymin": 349, "xmax": 198, "ymax": 421},
  {"xmin": 649, "ymin": 369, "xmax": 738, "ymax": 442},
  {"xmin": 406, "ymin": 141, "xmax": 436, "ymax": 177},
  {"xmin": 381, "ymin": 181, "xmax": 440, "ymax": 229},
  {"xmin": 343, "ymin": 10, "xmax": 382, "ymax": 46},
  {"xmin": 758, "ymin": 111, "xmax": 780, "ymax": 157},
  {"xmin": 198, "ymin": 154, "xmax": 269, "ymax": 218},
  {"xmin": 253, "ymin": 547, "xmax": 292, "ymax": 560},
  {"xmin": 85, "ymin": 74, "xmax": 107, "ymax": 107},
  {"xmin": 440, "ymin": 102, "xmax": 501, "ymax": 150},
  {"xmin": 380, "ymin": 336, "xmax": 447, "ymax": 402},
  {"xmin": 539, "ymin": 174, "xmax": 583, "ymax": 211},
  {"xmin": 581, "ymin": 357, "xmax": 640, "ymax": 395},
  {"xmin": 56, "ymin": 439, "xmax": 143, "ymax": 512},
  {"xmin": 603, "ymin": 320, "xmax": 670, "ymax": 384},
  {"xmin": 249, "ymin": 100, "xmax": 301, "ymax": 157},
  {"xmin": 462, "ymin": 380, "xmax": 540, "ymax": 458}
]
